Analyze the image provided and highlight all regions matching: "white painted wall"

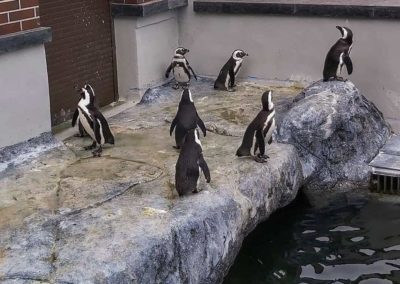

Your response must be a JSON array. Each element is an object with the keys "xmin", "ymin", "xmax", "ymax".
[
  {"xmin": 178, "ymin": 1, "xmax": 400, "ymax": 131},
  {"xmin": 0, "ymin": 45, "xmax": 51, "ymax": 148},
  {"xmin": 114, "ymin": 11, "xmax": 179, "ymax": 102},
  {"xmin": 113, "ymin": 2, "xmax": 400, "ymax": 131}
]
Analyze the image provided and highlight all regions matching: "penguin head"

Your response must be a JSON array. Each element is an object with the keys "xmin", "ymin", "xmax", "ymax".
[
  {"xmin": 262, "ymin": 90, "xmax": 274, "ymax": 111},
  {"xmin": 180, "ymin": 88, "xmax": 194, "ymax": 104},
  {"xmin": 80, "ymin": 84, "xmax": 95, "ymax": 106},
  {"xmin": 175, "ymin": 47, "xmax": 189, "ymax": 56},
  {"xmin": 184, "ymin": 128, "xmax": 201, "ymax": 146},
  {"xmin": 336, "ymin": 26, "xmax": 353, "ymax": 42},
  {"xmin": 232, "ymin": 49, "xmax": 248, "ymax": 60}
]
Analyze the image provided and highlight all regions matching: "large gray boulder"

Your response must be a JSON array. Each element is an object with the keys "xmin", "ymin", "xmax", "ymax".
[{"xmin": 278, "ymin": 80, "xmax": 391, "ymax": 191}]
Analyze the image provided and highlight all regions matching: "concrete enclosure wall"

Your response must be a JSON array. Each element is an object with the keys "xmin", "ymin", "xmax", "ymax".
[
  {"xmin": 114, "ymin": 11, "xmax": 179, "ymax": 102},
  {"xmin": 177, "ymin": 1, "xmax": 400, "ymax": 130},
  {"xmin": 0, "ymin": 45, "xmax": 51, "ymax": 148}
]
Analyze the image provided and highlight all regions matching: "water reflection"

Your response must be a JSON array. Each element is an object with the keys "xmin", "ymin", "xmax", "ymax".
[{"xmin": 224, "ymin": 192, "xmax": 400, "ymax": 283}]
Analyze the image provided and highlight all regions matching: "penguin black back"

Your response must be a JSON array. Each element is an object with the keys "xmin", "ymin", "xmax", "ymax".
[
  {"xmin": 175, "ymin": 129, "xmax": 211, "ymax": 196},
  {"xmin": 170, "ymin": 89, "xmax": 206, "ymax": 149},
  {"xmin": 323, "ymin": 26, "xmax": 353, "ymax": 81},
  {"xmin": 236, "ymin": 91, "xmax": 276, "ymax": 163}
]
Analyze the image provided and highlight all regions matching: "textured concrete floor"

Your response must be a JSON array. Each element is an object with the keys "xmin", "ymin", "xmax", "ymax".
[{"xmin": 0, "ymin": 78, "xmax": 304, "ymax": 283}]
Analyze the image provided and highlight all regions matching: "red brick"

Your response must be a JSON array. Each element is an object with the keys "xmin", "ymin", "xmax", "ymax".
[
  {"xmin": 20, "ymin": 0, "xmax": 39, "ymax": 9},
  {"xmin": 9, "ymin": 8, "xmax": 34, "ymax": 21},
  {"xmin": 112, "ymin": 0, "xmax": 125, "ymax": 3},
  {"xmin": 0, "ymin": 22, "xmax": 21, "ymax": 36},
  {"xmin": 35, "ymin": 7, "xmax": 39, "ymax": 17},
  {"xmin": 0, "ymin": 1, "xmax": 19, "ymax": 13},
  {"xmin": 21, "ymin": 17, "xmax": 40, "ymax": 30},
  {"xmin": 0, "ymin": 13, "xmax": 8, "ymax": 24}
]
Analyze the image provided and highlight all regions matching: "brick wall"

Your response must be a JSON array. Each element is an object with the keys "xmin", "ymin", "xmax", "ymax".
[
  {"xmin": 0, "ymin": 0, "xmax": 40, "ymax": 36},
  {"xmin": 112, "ymin": 0, "xmax": 153, "ymax": 5}
]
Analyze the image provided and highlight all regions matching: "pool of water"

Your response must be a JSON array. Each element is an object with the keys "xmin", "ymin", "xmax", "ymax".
[{"xmin": 224, "ymin": 191, "xmax": 400, "ymax": 284}]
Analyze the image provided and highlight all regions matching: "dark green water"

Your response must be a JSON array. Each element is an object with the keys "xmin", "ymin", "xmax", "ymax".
[{"xmin": 224, "ymin": 192, "xmax": 400, "ymax": 284}]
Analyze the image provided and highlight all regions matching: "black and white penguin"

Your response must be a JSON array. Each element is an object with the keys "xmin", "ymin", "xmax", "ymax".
[
  {"xmin": 72, "ymin": 85, "xmax": 94, "ymax": 138},
  {"xmin": 214, "ymin": 49, "xmax": 248, "ymax": 92},
  {"xmin": 76, "ymin": 84, "xmax": 114, "ymax": 157},
  {"xmin": 165, "ymin": 47, "xmax": 198, "ymax": 89},
  {"xmin": 170, "ymin": 88, "xmax": 206, "ymax": 149},
  {"xmin": 175, "ymin": 128, "xmax": 211, "ymax": 196},
  {"xmin": 323, "ymin": 26, "xmax": 353, "ymax": 82},
  {"xmin": 236, "ymin": 90, "xmax": 275, "ymax": 163}
]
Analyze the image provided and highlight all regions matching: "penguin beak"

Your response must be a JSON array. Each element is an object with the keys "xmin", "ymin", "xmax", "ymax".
[
  {"xmin": 336, "ymin": 25, "xmax": 343, "ymax": 33},
  {"xmin": 185, "ymin": 49, "xmax": 190, "ymax": 53}
]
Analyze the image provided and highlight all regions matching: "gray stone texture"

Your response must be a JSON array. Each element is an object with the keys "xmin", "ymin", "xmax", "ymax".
[{"xmin": 0, "ymin": 80, "xmax": 303, "ymax": 283}]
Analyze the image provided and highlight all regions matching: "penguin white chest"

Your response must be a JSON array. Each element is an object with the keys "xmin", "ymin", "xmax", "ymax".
[
  {"xmin": 174, "ymin": 67, "xmax": 189, "ymax": 83},
  {"xmin": 263, "ymin": 110, "xmax": 276, "ymax": 143},
  {"xmin": 78, "ymin": 108, "xmax": 96, "ymax": 141},
  {"xmin": 337, "ymin": 52, "xmax": 345, "ymax": 76},
  {"xmin": 264, "ymin": 118, "xmax": 276, "ymax": 143},
  {"xmin": 234, "ymin": 60, "xmax": 242, "ymax": 75}
]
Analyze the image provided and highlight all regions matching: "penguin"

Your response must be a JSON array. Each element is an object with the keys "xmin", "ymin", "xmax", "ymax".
[
  {"xmin": 175, "ymin": 128, "xmax": 211, "ymax": 196},
  {"xmin": 214, "ymin": 49, "xmax": 248, "ymax": 92},
  {"xmin": 323, "ymin": 26, "xmax": 353, "ymax": 82},
  {"xmin": 76, "ymin": 84, "xmax": 115, "ymax": 157},
  {"xmin": 165, "ymin": 47, "xmax": 197, "ymax": 90},
  {"xmin": 236, "ymin": 90, "xmax": 275, "ymax": 163},
  {"xmin": 170, "ymin": 88, "xmax": 206, "ymax": 149}
]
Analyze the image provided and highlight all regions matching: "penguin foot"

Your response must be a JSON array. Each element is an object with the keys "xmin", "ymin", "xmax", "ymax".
[
  {"xmin": 227, "ymin": 88, "xmax": 236, "ymax": 92},
  {"xmin": 74, "ymin": 132, "xmax": 85, "ymax": 138},
  {"xmin": 92, "ymin": 146, "xmax": 103, "ymax": 157},
  {"xmin": 173, "ymin": 145, "xmax": 181, "ymax": 150},
  {"xmin": 254, "ymin": 154, "xmax": 269, "ymax": 163},
  {"xmin": 335, "ymin": 76, "xmax": 345, "ymax": 81},
  {"xmin": 192, "ymin": 188, "xmax": 200, "ymax": 194},
  {"xmin": 84, "ymin": 142, "xmax": 97, "ymax": 150},
  {"xmin": 172, "ymin": 83, "xmax": 180, "ymax": 90}
]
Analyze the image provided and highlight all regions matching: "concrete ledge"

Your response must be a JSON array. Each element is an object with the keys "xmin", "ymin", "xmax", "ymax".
[
  {"xmin": 0, "ymin": 132, "xmax": 61, "ymax": 173},
  {"xmin": 0, "ymin": 27, "xmax": 52, "ymax": 55},
  {"xmin": 193, "ymin": 0, "xmax": 400, "ymax": 19},
  {"xmin": 112, "ymin": 0, "xmax": 187, "ymax": 17}
]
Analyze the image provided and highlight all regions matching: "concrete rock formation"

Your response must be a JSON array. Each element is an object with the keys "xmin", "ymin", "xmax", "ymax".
[
  {"xmin": 278, "ymin": 80, "xmax": 391, "ymax": 191},
  {"xmin": 0, "ymin": 80, "xmax": 303, "ymax": 283}
]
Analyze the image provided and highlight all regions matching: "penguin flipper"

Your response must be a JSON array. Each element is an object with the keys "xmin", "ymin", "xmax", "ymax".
[
  {"xmin": 165, "ymin": 63, "xmax": 173, "ymax": 78},
  {"xmin": 197, "ymin": 115, "xmax": 207, "ymax": 137},
  {"xmin": 186, "ymin": 59, "xmax": 198, "ymax": 80},
  {"xmin": 343, "ymin": 54, "xmax": 353, "ymax": 75},
  {"xmin": 199, "ymin": 153, "xmax": 211, "ymax": 183},
  {"xmin": 78, "ymin": 120, "xmax": 86, "ymax": 137},
  {"xmin": 229, "ymin": 66, "xmax": 235, "ymax": 88},
  {"xmin": 72, "ymin": 109, "xmax": 79, "ymax": 127},
  {"xmin": 170, "ymin": 116, "xmax": 177, "ymax": 136},
  {"xmin": 255, "ymin": 129, "xmax": 265, "ymax": 157}
]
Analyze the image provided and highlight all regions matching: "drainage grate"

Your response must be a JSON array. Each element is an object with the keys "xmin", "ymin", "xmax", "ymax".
[
  {"xmin": 369, "ymin": 135, "xmax": 400, "ymax": 195},
  {"xmin": 371, "ymin": 174, "xmax": 400, "ymax": 194}
]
